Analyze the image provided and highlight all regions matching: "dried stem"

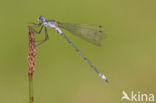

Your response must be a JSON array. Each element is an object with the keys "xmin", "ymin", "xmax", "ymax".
[
  {"xmin": 29, "ymin": 75, "xmax": 34, "ymax": 103},
  {"xmin": 28, "ymin": 26, "xmax": 36, "ymax": 103}
]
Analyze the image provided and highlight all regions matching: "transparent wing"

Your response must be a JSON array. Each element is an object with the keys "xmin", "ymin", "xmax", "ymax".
[{"xmin": 58, "ymin": 22, "xmax": 106, "ymax": 46}]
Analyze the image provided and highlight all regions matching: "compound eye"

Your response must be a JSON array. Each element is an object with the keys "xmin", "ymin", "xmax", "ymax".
[{"xmin": 38, "ymin": 16, "xmax": 45, "ymax": 21}]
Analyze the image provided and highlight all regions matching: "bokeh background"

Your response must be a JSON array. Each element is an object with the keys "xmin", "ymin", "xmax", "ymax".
[{"xmin": 0, "ymin": 0, "xmax": 156, "ymax": 103}]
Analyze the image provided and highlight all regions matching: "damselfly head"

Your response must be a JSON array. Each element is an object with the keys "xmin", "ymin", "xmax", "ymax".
[{"xmin": 38, "ymin": 16, "xmax": 45, "ymax": 22}]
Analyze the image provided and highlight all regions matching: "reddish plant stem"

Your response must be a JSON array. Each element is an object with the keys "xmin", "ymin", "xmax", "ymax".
[{"xmin": 28, "ymin": 26, "xmax": 36, "ymax": 103}]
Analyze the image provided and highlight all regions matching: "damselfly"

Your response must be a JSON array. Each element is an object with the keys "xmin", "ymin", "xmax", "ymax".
[{"xmin": 30, "ymin": 16, "xmax": 108, "ymax": 82}]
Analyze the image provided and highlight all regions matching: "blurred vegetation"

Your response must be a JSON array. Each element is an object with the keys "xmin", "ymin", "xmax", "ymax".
[{"xmin": 0, "ymin": 0, "xmax": 156, "ymax": 103}]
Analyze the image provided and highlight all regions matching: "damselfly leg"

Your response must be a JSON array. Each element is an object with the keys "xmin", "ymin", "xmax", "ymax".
[
  {"xmin": 30, "ymin": 22, "xmax": 42, "ymax": 28},
  {"xmin": 29, "ymin": 23, "xmax": 49, "ymax": 46},
  {"xmin": 36, "ymin": 27, "xmax": 49, "ymax": 46}
]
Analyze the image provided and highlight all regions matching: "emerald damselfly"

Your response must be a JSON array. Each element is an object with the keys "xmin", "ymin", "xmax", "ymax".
[{"xmin": 30, "ymin": 16, "xmax": 108, "ymax": 82}]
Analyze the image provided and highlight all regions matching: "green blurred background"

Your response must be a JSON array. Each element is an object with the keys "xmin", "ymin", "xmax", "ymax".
[{"xmin": 0, "ymin": 0, "xmax": 156, "ymax": 103}]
